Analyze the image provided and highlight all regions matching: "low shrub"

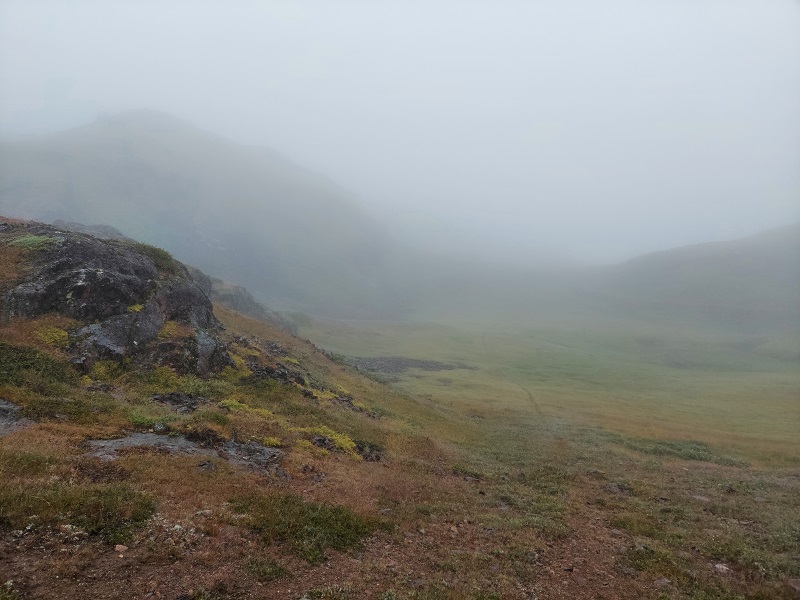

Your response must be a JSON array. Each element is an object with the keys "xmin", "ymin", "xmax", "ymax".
[
  {"xmin": 230, "ymin": 493, "xmax": 382, "ymax": 562},
  {"xmin": 243, "ymin": 556, "xmax": 288, "ymax": 581}
]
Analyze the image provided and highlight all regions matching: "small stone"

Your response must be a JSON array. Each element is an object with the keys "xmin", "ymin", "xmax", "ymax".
[
  {"xmin": 114, "ymin": 544, "xmax": 128, "ymax": 553},
  {"xmin": 610, "ymin": 528, "xmax": 627, "ymax": 538},
  {"xmin": 194, "ymin": 509, "xmax": 212, "ymax": 517},
  {"xmin": 449, "ymin": 525, "xmax": 458, "ymax": 533},
  {"xmin": 787, "ymin": 578, "xmax": 800, "ymax": 594},
  {"xmin": 714, "ymin": 563, "xmax": 731, "ymax": 575},
  {"xmin": 654, "ymin": 578, "xmax": 671, "ymax": 588}
]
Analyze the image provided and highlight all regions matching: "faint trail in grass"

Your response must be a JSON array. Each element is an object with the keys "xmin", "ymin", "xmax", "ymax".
[{"xmin": 481, "ymin": 333, "xmax": 544, "ymax": 416}]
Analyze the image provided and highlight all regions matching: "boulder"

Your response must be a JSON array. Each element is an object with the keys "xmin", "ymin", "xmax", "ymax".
[{"xmin": 2, "ymin": 221, "xmax": 231, "ymax": 375}]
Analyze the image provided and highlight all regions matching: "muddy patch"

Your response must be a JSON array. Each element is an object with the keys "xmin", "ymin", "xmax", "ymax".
[{"xmin": 0, "ymin": 399, "xmax": 33, "ymax": 437}]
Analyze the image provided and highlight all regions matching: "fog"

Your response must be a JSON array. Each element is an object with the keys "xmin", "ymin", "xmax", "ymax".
[{"xmin": 1, "ymin": 0, "xmax": 799, "ymax": 264}]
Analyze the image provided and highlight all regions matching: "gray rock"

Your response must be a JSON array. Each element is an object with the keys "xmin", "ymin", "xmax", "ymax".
[
  {"xmin": 0, "ymin": 399, "xmax": 33, "ymax": 437},
  {"xmin": 3, "ymin": 222, "xmax": 231, "ymax": 375}
]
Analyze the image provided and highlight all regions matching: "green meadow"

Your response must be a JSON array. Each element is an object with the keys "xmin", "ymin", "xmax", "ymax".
[
  {"xmin": 297, "ymin": 313, "xmax": 800, "ymax": 598},
  {"xmin": 297, "ymin": 316, "xmax": 799, "ymax": 466}
]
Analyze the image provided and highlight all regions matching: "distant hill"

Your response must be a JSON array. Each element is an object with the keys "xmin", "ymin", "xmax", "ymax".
[
  {"xmin": 0, "ymin": 110, "xmax": 400, "ymax": 317},
  {"xmin": 401, "ymin": 224, "xmax": 800, "ymax": 335},
  {"xmin": 594, "ymin": 224, "xmax": 800, "ymax": 330}
]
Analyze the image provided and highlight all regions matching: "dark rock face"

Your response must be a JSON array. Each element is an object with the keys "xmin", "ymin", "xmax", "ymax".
[{"xmin": 2, "ymin": 221, "xmax": 230, "ymax": 375}]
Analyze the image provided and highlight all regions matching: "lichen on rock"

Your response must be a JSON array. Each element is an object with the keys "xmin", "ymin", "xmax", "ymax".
[{"xmin": 2, "ymin": 220, "xmax": 231, "ymax": 375}]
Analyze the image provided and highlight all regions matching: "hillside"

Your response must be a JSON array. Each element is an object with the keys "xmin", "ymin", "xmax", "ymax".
[
  {"xmin": 2, "ymin": 221, "xmax": 799, "ymax": 599},
  {"xmin": 0, "ymin": 111, "xmax": 399, "ymax": 317},
  {"xmin": 596, "ymin": 223, "xmax": 800, "ymax": 330}
]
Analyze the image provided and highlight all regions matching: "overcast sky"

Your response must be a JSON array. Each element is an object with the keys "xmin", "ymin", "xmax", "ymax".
[{"xmin": 1, "ymin": 0, "xmax": 798, "ymax": 263}]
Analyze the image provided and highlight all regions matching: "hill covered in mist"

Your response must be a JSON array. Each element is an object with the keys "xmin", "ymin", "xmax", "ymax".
[
  {"xmin": 1, "ymin": 111, "xmax": 798, "ymax": 336},
  {"xmin": 400, "ymin": 223, "xmax": 800, "ymax": 338},
  {"xmin": 0, "ymin": 110, "xmax": 400, "ymax": 317}
]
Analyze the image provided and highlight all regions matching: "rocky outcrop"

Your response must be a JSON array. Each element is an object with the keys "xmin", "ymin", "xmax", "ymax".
[{"xmin": 2, "ymin": 220, "xmax": 231, "ymax": 375}]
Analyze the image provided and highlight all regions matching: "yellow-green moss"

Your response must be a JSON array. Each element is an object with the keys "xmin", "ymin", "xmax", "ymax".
[
  {"xmin": 295, "ymin": 425, "xmax": 359, "ymax": 458},
  {"xmin": 157, "ymin": 320, "xmax": 192, "ymax": 339},
  {"xmin": 294, "ymin": 439, "xmax": 328, "ymax": 457},
  {"xmin": 90, "ymin": 360, "xmax": 125, "ymax": 382},
  {"xmin": 34, "ymin": 326, "xmax": 69, "ymax": 348},
  {"xmin": 220, "ymin": 397, "xmax": 275, "ymax": 419},
  {"xmin": 127, "ymin": 304, "xmax": 144, "ymax": 313}
]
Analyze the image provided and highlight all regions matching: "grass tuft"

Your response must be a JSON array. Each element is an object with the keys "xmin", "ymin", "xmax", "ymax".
[
  {"xmin": 231, "ymin": 493, "xmax": 383, "ymax": 563},
  {"xmin": 244, "ymin": 556, "xmax": 289, "ymax": 581},
  {"xmin": 0, "ymin": 483, "xmax": 154, "ymax": 543},
  {"xmin": 0, "ymin": 342, "xmax": 77, "ymax": 387},
  {"xmin": 130, "ymin": 242, "xmax": 179, "ymax": 275}
]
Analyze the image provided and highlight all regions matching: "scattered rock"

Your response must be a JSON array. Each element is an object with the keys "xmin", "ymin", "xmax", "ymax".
[
  {"xmin": 333, "ymin": 395, "xmax": 377, "ymax": 418},
  {"xmin": 218, "ymin": 440, "xmax": 282, "ymax": 470},
  {"xmin": 691, "ymin": 495, "xmax": 711, "ymax": 503},
  {"xmin": 312, "ymin": 436, "xmax": 337, "ymax": 452},
  {"xmin": 714, "ymin": 563, "xmax": 732, "ymax": 575},
  {"xmin": 0, "ymin": 399, "xmax": 33, "ymax": 437},
  {"xmin": 86, "ymin": 382, "xmax": 115, "ymax": 393},
  {"xmin": 605, "ymin": 481, "xmax": 634, "ymax": 496},
  {"xmin": 87, "ymin": 433, "xmax": 209, "ymax": 460},
  {"xmin": 151, "ymin": 392, "xmax": 203, "ymax": 414},
  {"xmin": 787, "ymin": 578, "xmax": 800, "ymax": 595},
  {"xmin": 610, "ymin": 529, "xmax": 627, "ymax": 538},
  {"xmin": 114, "ymin": 544, "xmax": 128, "ymax": 553},
  {"xmin": 244, "ymin": 360, "xmax": 306, "ymax": 386},
  {"xmin": 654, "ymin": 578, "xmax": 671, "ymax": 588},
  {"xmin": 355, "ymin": 441, "xmax": 384, "ymax": 462},
  {"xmin": 85, "ymin": 432, "xmax": 284, "ymax": 476}
]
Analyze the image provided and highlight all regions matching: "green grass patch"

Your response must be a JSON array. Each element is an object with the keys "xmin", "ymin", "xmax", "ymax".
[
  {"xmin": 604, "ymin": 433, "xmax": 747, "ymax": 466},
  {"xmin": 0, "ymin": 448, "xmax": 57, "ymax": 478},
  {"xmin": 0, "ymin": 342, "xmax": 77, "ymax": 388},
  {"xmin": 0, "ymin": 581, "xmax": 24, "ymax": 600},
  {"xmin": 243, "ymin": 556, "xmax": 289, "ymax": 581},
  {"xmin": 130, "ymin": 242, "xmax": 179, "ymax": 275},
  {"xmin": 231, "ymin": 493, "xmax": 384, "ymax": 562},
  {"xmin": 305, "ymin": 587, "xmax": 353, "ymax": 600},
  {"xmin": 0, "ymin": 483, "xmax": 154, "ymax": 543},
  {"xmin": 8, "ymin": 234, "xmax": 55, "ymax": 251},
  {"xmin": 22, "ymin": 393, "xmax": 116, "ymax": 424}
]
